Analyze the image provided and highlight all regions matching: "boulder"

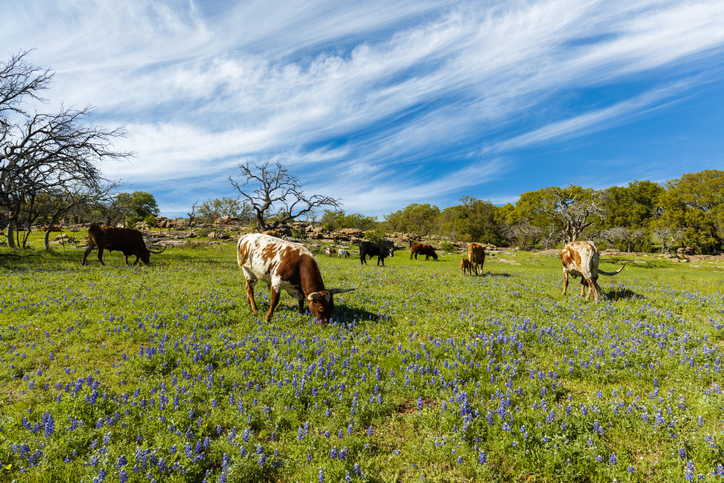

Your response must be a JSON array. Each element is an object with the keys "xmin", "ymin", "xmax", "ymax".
[
  {"xmin": 676, "ymin": 246, "xmax": 696, "ymax": 256},
  {"xmin": 208, "ymin": 231, "xmax": 231, "ymax": 240}
]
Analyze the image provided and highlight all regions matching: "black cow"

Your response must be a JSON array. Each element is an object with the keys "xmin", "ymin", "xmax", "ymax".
[{"xmin": 359, "ymin": 241, "xmax": 393, "ymax": 266}]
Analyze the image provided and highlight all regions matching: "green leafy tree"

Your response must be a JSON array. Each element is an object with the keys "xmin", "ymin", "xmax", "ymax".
[
  {"xmin": 439, "ymin": 197, "xmax": 504, "ymax": 244},
  {"xmin": 655, "ymin": 170, "xmax": 723, "ymax": 254},
  {"xmin": 197, "ymin": 197, "xmax": 250, "ymax": 224},
  {"xmin": 321, "ymin": 210, "xmax": 378, "ymax": 231},
  {"xmin": 383, "ymin": 203, "xmax": 440, "ymax": 235},
  {"xmin": 113, "ymin": 191, "xmax": 159, "ymax": 227}
]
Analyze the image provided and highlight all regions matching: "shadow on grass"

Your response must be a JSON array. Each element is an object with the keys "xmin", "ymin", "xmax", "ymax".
[
  {"xmin": 332, "ymin": 305, "xmax": 384, "ymax": 325},
  {"xmin": 484, "ymin": 271, "xmax": 512, "ymax": 278},
  {"xmin": 604, "ymin": 287, "xmax": 643, "ymax": 301}
]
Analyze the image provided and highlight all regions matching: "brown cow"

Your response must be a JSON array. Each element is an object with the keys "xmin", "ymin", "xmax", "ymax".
[
  {"xmin": 325, "ymin": 247, "xmax": 337, "ymax": 257},
  {"xmin": 561, "ymin": 241, "xmax": 625, "ymax": 301},
  {"xmin": 81, "ymin": 224, "xmax": 166, "ymax": 266},
  {"xmin": 410, "ymin": 242, "xmax": 438, "ymax": 261},
  {"xmin": 237, "ymin": 233, "xmax": 355, "ymax": 323},
  {"xmin": 467, "ymin": 243, "xmax": 486, "ymax": 275},
  {"xmin": 460, "ymin": 257, "xmax": 473, "ymax": 275}
]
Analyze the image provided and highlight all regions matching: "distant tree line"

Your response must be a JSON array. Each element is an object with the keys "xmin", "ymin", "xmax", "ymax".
[{"xmin": 381, "ymin": 171, "xmax": 724, "ymax": 254}]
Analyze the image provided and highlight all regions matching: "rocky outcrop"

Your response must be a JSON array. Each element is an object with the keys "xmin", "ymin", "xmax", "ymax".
[{"xmin": 154, "ymin": 217, "xmax": 188, "ymax": 229}]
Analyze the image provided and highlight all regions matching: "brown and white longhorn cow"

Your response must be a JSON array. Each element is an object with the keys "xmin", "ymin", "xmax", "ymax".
[
  {"xmin": 237, "ymin": 233, "xmax": 354, "ymax": 323},
  {"xmin": 467, "ymin": 243, "xmax": 486, "ymax": 275},
  {"xmin": 560, "ymin": 241, "xmax": 625, "ymax": 301},
  {"xmin": 81, "ymin": 223, "xmax": 165, "ymax": 266}
]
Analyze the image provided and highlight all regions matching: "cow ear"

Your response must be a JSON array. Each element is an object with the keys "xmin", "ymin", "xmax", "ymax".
[{"xmin": 329, "ymin": 288, "xmax": 355, "ymax": 295}]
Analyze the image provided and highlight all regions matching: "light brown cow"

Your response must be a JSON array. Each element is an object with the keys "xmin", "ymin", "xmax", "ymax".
[
  {"xmin": 237, "ymin": 233, "xmax": 354, "ymax": 323},
  {"xmin": 460, "ymin": 258, "xmax": 473, "ymax": 275},
  {"xmin": 467, "ymin": 243, "xmax": 486, "ymax": 276},
  {"xmin": 561, "ymin": 241, "xmax": 625, "ymax": 301}
]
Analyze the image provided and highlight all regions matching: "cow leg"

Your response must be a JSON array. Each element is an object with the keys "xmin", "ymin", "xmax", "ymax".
[
  {"xmin": 97, "ymin": 247, "xmax": 105, "ymax": 266},
  {"xmin": 265, "ymin": 287, "xmax": 281, "ymax": 322},
  {"xmin": 591, "ymin": 280, "xmax": 601, "ymax": 302},
  {"xmin": 298, "ymin": 297, "xmax": 305, "ymax": 314},
  {"xmin": 581, "ymin": 278, "xmax": 591, "ymax": 298},
  {"xmin": 81, "ymin": 243, "xmax": 95, "ymax": 266},
  {"xmin": 562, "ymin": 270, "xmax": 569, "ymax": 296},
  {"xmin": 245, "ymin": 279, "xmax": 258, "ymax": 314}
]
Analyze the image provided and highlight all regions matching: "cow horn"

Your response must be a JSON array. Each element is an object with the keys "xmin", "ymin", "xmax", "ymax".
[
  {"xmin": 307, "ymin": 292, "xmax": 324, "ymax": 301},
  {"xmin": 598, "ymin": 262, "xmax": 626, "ymax": 276},
  {"xmin": 329, "ymin": 288, "xmax": 355, "ymax": 295},
  {"xmin": 148, "ymin": 246, "xmax": 167, "ymax": 254}
]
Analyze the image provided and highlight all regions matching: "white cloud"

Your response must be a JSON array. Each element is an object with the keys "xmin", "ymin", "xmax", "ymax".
[{"xmin": 2, "ymin": 0, "xmax": 724, "ymax": 216}]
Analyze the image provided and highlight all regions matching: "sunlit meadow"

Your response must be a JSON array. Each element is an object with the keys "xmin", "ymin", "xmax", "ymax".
[{"xmin": 1, "ymin": 239, "xmax": 723, "ymax": 482}]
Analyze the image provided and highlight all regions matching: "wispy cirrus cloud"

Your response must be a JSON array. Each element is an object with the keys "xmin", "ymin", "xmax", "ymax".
[{"xmin": 2, "ymin": 0, "xmax": 724, "ymax": 216}]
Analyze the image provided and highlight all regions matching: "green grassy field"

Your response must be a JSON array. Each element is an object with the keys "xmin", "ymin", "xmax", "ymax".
[{"xmin": 1, "ymin": 237, "xmax": 723, "ymax": 482}]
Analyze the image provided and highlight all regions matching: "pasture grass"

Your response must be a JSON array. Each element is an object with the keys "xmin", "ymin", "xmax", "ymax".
[{"xmin": 1, "ymin": 240, "xmax": 723, "ymax": 482}]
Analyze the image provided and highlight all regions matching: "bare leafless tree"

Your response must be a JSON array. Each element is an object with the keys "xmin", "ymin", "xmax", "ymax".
[
  {"xmin": 229, "ymin": 161, "xmax": 340, "ymax": 231},
  {"xmin": 0, "ymin": 50, "xmax": 53, "ymax": 126},
  {"xmin": 39, "ymin": 182, "xmax": 120, "ymax": 249},
  {"xmin": 543, "ymin": 186, "xmax": 608, "ymax": 243},
  {"xmin": 1, "ymin": 51, "xmax": 131, "ymax": 247},
  {"xmin": 541, "ymin": 224, "xmax": 564, "ymax": 249},
  {"xmin": 653, "ymin": 227, "xmax": 685, "ymax": 254},
  {"xmin": 600, "ymin": 226, "xmax": 646, "ymax": 253},
  {"xmin": 500, "ymin": 219, "xmax": 542, "ymax": 249},
  {"xmin": 187, "ymin": 199, "xmax": 200, "ymax": 228}
]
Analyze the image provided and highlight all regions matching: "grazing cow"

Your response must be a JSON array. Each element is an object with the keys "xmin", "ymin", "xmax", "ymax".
[
  {"xmin": 337, "ymin": 249, "xmax": 350, "ymax": 258},
  {"xmin": 237, "ymin": 233, "xmax": 354, "ymax": 322},
  {"xmin": 410, "ymin": 242, "xmax": 438, "ymax": 261},
  {"xmin": 467, "ymin": 243, "xmax": 486, "ymax": 275},
  {"xmin": 561, "ymin": 241, "xmax": 626, "ymax": 301},
  {"xmin": 325, "ymin": 247, "xmax": 337, "ymax": 257},
  {"xmin": 81, "ymin": 223, "xmax": 166, "ymax": 266},
  {"xmin": 460, "ymin": 258, "xmax": 473, "ymax": 275},
  {"xmin": 359, "ymin": 241, "xmax": 392, "ymax": 266},
  {"xmin": 43, "ymin": 225, "xmax": 62, "ymax": 232}
]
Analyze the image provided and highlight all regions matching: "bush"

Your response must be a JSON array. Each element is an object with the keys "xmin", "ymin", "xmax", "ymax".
[
  {"xmin": 440, "ymin": 240, "xmax": 457, "ymax": 253},
  {"xmin": 364, "ymin": 229, "xmax": 385, "ymax": 244}
]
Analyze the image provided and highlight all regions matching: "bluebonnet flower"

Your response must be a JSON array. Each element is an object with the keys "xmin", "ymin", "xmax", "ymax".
[
  {"xmin": 43, "ymin": 413, "xmax": 55, "ymax": 439},
  {"xmin": 609, "ymin": 453, "xmax": 617, "ymax": 465}
]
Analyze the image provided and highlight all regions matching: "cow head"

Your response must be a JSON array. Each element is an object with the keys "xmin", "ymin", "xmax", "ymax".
[{"xmin": 307, "ymin": 288, "xmax": 355, "ymax": 323}]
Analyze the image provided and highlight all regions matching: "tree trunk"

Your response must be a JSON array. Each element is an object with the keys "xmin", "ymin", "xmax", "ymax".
[
  {"xmin": 44, "ymin": 213, "xmax": 59, "ymax": 250},
  {"xmin": 5, "ymin": 220, "xmax": 15, "ymax": 248}
]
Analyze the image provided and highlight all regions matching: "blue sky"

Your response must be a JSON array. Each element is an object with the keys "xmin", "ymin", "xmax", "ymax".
[{"xmin": 3, "ymin": 0, "xmax": 724, "ymax": 219}]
